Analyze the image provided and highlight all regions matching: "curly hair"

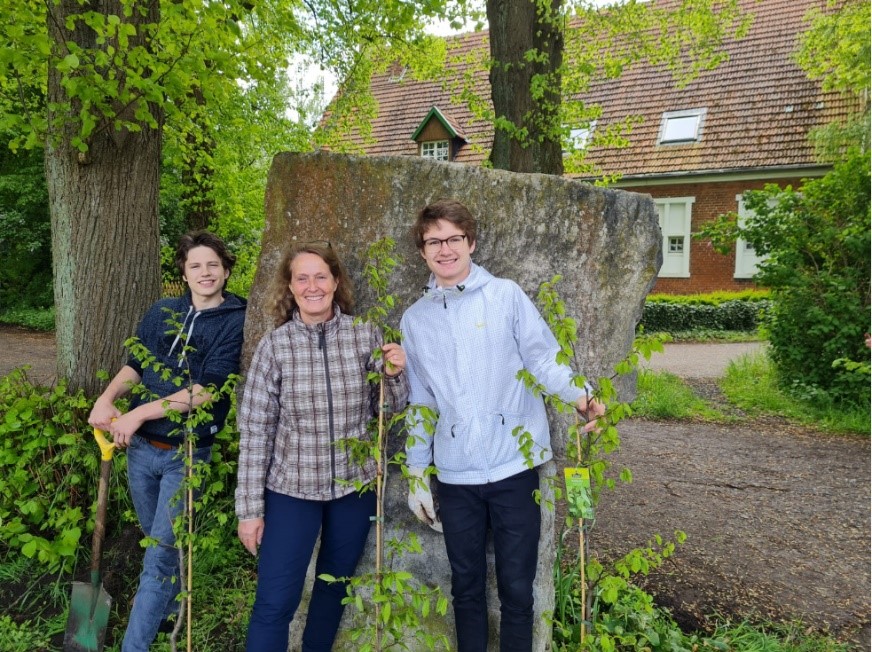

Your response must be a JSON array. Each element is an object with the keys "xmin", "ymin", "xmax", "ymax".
[
  {"xmin": 271, "ymin": 241, "xmax": 355, "ymax": 326},
  {"xmin": 175, "ymin": 231, "xmax": 236, "ymax": 278}
]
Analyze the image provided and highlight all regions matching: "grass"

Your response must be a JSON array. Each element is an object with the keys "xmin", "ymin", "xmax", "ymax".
[
  {"xmin": 722, "ymin": 353, "xmax": 870, "ymax": 435},
  {"xmin": 708, "ymin": 620, "xmax": 850, "ymax": 652},
  {"xmin": 632, "ymin": 369, "xmax": 729, "ymax": 421},
  {"xmin": 631, "ymin": 346, "xmax": 869, "ymax": 436}
]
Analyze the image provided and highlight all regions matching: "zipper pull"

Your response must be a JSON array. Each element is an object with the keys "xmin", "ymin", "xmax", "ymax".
[
  {"xmin": 443, "ymin": 294, "xmax": 447, "ymax": 309},
  {"xmin": 318, "ymin": 323, "xmax": 325, "ymax": 350}
]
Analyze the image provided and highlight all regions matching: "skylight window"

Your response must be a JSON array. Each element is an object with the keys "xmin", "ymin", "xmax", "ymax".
[
  {"xmin": 563, "ymin": 121, "xmax": 597, "ymax": 156},
  {"xmin": 658, "ymin": 109, "xmax": 706, "ymax": 144}
]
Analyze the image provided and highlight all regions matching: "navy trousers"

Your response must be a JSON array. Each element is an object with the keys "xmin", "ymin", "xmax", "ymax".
[
  {"xmin": 246, "ymin": 488, "xmax": 376, "ymax": 652},
  {"xmin": 437, "ymin": 468, "xmax": 541, "ymax": 652}
]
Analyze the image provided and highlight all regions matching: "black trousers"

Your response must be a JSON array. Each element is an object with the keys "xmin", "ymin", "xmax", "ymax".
[{"xmin": 438, "ymin": 468, "xmax": 541, "ymax": 652}]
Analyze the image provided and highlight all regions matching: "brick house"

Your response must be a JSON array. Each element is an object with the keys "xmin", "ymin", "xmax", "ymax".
[{"xmin": 327, "ymin": 0, "xmax": 858, "ymax": 294}]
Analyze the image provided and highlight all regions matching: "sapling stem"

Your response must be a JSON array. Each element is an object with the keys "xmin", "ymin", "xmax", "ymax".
[{"xmin": 375, "ymin": 375, "xmax": 386, "ymax": 650}]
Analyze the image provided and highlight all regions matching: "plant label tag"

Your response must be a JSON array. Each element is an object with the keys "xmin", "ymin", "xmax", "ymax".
[{"xmin": 564, "ymin": 467, "xmax": 593, "ymax": 520}]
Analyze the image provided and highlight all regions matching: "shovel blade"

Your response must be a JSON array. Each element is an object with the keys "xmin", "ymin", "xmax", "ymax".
[{"xmin": 63, "ymin": 581, "xmax": 112, "ymax": 652}]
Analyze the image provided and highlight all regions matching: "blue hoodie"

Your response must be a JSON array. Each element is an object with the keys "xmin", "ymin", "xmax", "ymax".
[{"xmin": 126, "ymin": 291, "xmax": 246, "ymax": 447}]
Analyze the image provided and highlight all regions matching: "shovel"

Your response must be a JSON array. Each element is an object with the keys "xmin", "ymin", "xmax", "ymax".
[{"xmin": 63, "ymin": 428, "xmax": 115, "ymax": 651}]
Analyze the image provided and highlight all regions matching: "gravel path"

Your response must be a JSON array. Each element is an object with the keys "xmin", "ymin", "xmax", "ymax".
[
  {"xmin": 641, "ymin": 340, "xmax": 765, "ymax": 378},
  {"xmin": 0, "ymin": 325, "xmax": 57, "ymax": 385}
]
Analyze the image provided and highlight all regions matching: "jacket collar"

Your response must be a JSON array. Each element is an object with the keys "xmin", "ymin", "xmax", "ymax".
[
  {"xmin": 422, "ymin": 263, "xmax": 490, "ymax": 301},
  {"xmin": 290, "ymin": 303, "xmax": 343, "ymax": 334}
]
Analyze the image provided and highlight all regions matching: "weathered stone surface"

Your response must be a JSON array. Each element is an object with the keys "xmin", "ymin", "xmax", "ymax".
[{"xmin": 243, "ymin": 151, "xmax": 661, "ymax": 651}]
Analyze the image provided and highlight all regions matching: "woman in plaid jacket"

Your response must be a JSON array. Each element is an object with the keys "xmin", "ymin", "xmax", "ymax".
[{"xmin": 235, "ymin": 242, "xmax": 409, "ymax": 652}]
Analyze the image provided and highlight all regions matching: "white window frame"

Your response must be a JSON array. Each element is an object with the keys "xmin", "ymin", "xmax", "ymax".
[
  {"xmin": 654, "ymin": 197, "xmax": 694, "ymax": 278},
  {"xmin": 734, "ymin": 194, "xmax": 766, "ymax": 279},
  {"xmin": 421, "ymin": 140, "xmax": 450, "ymax": 161},
  {"xmin": 658, "ymin": 108, "xmax": 706, "ymax": 144}
]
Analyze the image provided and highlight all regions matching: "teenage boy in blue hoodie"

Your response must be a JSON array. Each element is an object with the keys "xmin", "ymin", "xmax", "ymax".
[
  {"xmin": 88, "ymin": 231, "xmax": 246, "ymax": 651},
  {"xmin": 401, "ymin": 200, "xmax": 605, "ymax": 652}
]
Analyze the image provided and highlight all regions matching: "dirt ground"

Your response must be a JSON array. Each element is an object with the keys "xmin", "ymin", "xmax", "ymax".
[
  {"xmin": 0, "ymin": 325, "xmax": 58, "ymax": 385},
  {"xmin": 1, "ymin": 326, "xmax": 869, "ymax": 649},
  {"xmin": 590, "ymin": 408, "xmax": 870, "ymax": 649}
]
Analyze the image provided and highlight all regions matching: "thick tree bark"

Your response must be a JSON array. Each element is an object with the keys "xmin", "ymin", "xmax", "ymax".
[
  {"xmin": 45, "ymin": 0, "xmax": 162, "ymax": 395},
  {"xmin": 487, "ymin": 0, "xmax": 565, "ymax": 174}
]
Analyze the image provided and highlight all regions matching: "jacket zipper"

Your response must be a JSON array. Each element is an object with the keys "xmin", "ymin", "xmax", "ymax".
[{"xmin": 318, "ymin": 323, "xmax": 337, "ymax": 499}]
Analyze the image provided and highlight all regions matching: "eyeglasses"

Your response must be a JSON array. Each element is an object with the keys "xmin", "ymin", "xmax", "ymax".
[{"xmin": 422, "ymin": 234, "xmax": 468, "ymax": 253}]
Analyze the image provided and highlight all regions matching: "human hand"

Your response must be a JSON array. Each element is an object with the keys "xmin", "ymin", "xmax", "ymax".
[
  {"xmin": 88, "ymin": 397, "xmax": 122, "ymax": 431},
  {"xmin": 238, "ymin": 518, "xmax": 264, "ymax": 556},
  {"xmin": 108, "ymin": 410, "xmax": 145, "ymax": 448},
  {"xmin": 576, "ymin": 394, "xmax": 606, "ymax": 433},
  {"xmin": 407, "ymin": 467, "xmax": 443, "ymax": 532},
  {"xmin": 382, "ymin": 343, "xmax": 406, "ymax": 377}
]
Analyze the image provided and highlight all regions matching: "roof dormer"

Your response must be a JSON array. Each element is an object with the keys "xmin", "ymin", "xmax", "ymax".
[{"xmin": 411, "ymin": 106, "xmax": 467, "ymax": 162}]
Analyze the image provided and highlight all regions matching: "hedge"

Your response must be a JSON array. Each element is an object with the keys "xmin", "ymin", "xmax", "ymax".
[{"xmin": 639, "ymin": 295, "xmax": 771, "ymax": 333}]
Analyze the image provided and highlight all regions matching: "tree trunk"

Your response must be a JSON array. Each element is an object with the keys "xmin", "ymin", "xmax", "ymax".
[
  {"xmin": 487, "ymin": 0, "xmax": 565, "ymax": 174},
  {"xmin": 45, "ymin": 0, "xmax": 162, "ymax": 395}
]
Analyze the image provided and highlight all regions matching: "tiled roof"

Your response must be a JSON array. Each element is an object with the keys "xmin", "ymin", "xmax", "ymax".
[
  {"xmin": 411, "ymin": 106, "xmax": 468, "ymax": 140},
  {"xmin": 333, "ymin": 30, "xmax": 491, "ymax": 164},
  {"xmin": 331, "ymin": 0, "xmax": 860, "ymax": 179}
]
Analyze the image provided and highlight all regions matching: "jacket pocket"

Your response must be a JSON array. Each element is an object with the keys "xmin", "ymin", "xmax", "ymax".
[{"xmin": 488, "ymin": 411, "xmax": 545, "ymax": 472}]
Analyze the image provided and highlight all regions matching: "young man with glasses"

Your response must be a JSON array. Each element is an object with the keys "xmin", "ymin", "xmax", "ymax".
[{"xmin": 401, "ymin": 199, "xmax": 605, "ymax": 651}]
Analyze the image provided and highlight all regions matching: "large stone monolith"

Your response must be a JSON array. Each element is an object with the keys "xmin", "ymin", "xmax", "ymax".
[{"xmin": 242, "ymin": 151, "xmax": 662, "ymax": 651}]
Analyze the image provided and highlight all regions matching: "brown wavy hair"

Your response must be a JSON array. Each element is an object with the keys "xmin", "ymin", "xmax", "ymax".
[
  {"xmin": 271, "ymin": 241, "xmax": 355, "ymax": 326},
  {"xmin": 175, "ymin": 231, "xmax": 236, "ymax": 279}
]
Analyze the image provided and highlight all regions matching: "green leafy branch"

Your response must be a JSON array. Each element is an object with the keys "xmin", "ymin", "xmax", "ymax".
[{"xmin": 337, "ymin": 237, "xmax": 449, "ymax": 650}]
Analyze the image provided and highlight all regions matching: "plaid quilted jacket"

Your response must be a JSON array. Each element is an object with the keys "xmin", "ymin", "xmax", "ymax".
[{"xmin": 235, "ymin": 307, "xmax": 409, "ymax": 519}]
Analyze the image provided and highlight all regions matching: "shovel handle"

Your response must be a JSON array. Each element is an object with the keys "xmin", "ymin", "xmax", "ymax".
[
  {"xmin": 93, "ymin": 428, "xmax": 114, "ymax": 461},
  {"xmin": 90, "ymin": 429, "xmax": 113, "ymax": 580}
]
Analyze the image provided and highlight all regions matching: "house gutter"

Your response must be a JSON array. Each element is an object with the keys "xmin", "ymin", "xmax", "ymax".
[{"xmin": 579, "ymin": 164, "xmax": 833, "ymax": 188}]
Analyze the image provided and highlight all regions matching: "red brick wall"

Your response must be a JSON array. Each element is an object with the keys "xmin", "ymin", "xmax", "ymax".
[{"xmin": 621, "ymin": 177, "xmax": 807, "ymax": 295}]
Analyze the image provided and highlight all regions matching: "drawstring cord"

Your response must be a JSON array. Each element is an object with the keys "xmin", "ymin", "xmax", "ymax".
[{"xmin": 168, "ymin": 306, "xmax": 201, "ymax": 367}]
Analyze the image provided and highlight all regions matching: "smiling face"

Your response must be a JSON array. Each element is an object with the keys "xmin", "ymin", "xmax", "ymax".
[
  {"xmin": 290, "ymin": 252, "xmax": 339, "ymax": 324},
  {"xmin": 183, "ymin": 245, "xmax": 230, "ymax": 310},
  {"xmin": 420, "ymin": 218, "xmax": 476, "ymax": 288}
]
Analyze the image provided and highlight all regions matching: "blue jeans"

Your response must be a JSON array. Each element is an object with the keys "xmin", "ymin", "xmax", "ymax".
[
  {"xmin": 122, "ymin": 435, "xmax": 211, "ymax": 652},
  {"xmin": 246, "ymin": 488, "xmax": 376, "ymax": 652},
  {"xmin": 438, "ymin": 469, "xmax": 541, "ymax": 652}
]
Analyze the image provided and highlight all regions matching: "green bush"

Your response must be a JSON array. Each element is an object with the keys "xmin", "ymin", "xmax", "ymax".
[
  {"xmin": 0, "ymin": 364, "xmax": 242, "ymax": 575},
  {"xmin": 0, "ymin": 369, "xmax": 126, "ymax": 572},
  {"xmin": 646, "ymin": 290, "xmax": 771, "ymax": 305},
  {"xmin": 702, "ymin": 150, "xmax": 870, "ymax": 405},
  {"xmin": 0, "ymin": 306, "xmax": 55, "ymax": 331},
  {"xmin": 0, "ymin": 145, "xmax": 53, "ymax": 311},
  {"xmin": 639, "ymin": 293, "xmax": 770, "ymax": 333}
]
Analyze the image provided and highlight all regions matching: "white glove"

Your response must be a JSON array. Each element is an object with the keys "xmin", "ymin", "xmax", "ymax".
[{"xmin": 407, "ymin": 466, "xmax": 443, "ymax": 533}]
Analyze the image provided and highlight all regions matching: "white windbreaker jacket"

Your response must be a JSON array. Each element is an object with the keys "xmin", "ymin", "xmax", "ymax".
[{"xmin": 401, "ymin": 263, "xmax": 589, "ymax": 485}]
